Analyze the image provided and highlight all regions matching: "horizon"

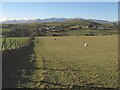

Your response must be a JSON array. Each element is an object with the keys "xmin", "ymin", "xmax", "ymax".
[
  {"xmin": 0, "ymin": 17, "xmax": 118, "ymax": 22},
  {"xmin": 1, "ymin": 2, "xmax": 118, "ymax": 22}
]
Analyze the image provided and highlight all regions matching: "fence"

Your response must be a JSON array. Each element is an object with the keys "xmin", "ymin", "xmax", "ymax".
[{"xmin": 1, "ymin": 37, "xmax": 31, "ymax": 51}]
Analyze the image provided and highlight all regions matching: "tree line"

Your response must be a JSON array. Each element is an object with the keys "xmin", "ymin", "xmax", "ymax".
[
  {"xmin": 2, "ymin": 21, "xmax": 117, "ymax": 37},
  {"xmin": 2, "ymin": 23, "xmax": 70, "ymax": 37}
]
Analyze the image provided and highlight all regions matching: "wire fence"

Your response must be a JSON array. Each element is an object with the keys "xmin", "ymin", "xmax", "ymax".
[{"xmin": 1, "ymin": 37, "xmax": 31, "ymax": 51}]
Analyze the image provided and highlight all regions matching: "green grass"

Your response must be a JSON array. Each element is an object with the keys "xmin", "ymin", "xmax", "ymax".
[
  {"xmin": 2, "ymin": 28, "xmax": 10, "ymax": 32},
  {"xmin": 1, "ymin": 37, "xmax": 29, "ymax": 50},
  {"xmin": 20, "ymin": 35, "xmax": 118, "ymax": 88},
  {"xmin": 64, "ymin": 29, "xmax": 118, "ymax": 36},
  {"xmin": 2, "ymin": 35, "xmax": 118, "ymax": 88}
]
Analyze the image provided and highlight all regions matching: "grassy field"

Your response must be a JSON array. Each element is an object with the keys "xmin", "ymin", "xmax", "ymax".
[
  {"xmin": 2, "ymin": 35, "xmax": 118, "ymax": 89},
  {"xmin": 64, "ymin": 29, "xmax": 118, "ymax": 36},
  {"xmin": 16, "ymin": 35, "xmax": 118, "ymax": 88},
  {"xmin": 44, "ymin": 28, "xmax": 118, "ymax": 36},
  {"xmin": 0, "ymin": 37, "xmax": 29, "ymax": 50}
]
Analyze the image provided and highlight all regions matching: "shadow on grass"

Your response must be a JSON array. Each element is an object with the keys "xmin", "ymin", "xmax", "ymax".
[
  {"xmin": 2, "ymin": 41, "xmax": 118, "ymax": 90},
  {"xmin": 35, "ymin": 67, "xmax": 80, "ymax": 71},
  {"xmin": 2, "ymin": 42, "xmax": 36, "ymax": 88}
]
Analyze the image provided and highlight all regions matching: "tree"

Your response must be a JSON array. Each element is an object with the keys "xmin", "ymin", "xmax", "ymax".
[
  {"xmin": 39, "ymin": 28, "xmax": 47, "ymax": 36},
  {"xmin": 4, "ymin": 26, "xmax": 31, "ymax": 37},
  {"xmin": 88, "ymin": 22, "xmax": 100, "ymax": 29},
  {"xmin": 88, "ymin": 24, "xmax": 94, "ymax": 29}
]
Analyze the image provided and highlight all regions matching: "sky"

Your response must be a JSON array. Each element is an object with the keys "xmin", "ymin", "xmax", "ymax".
[
  {"xmin": 1, "ymin": 2, "xmax": 118, "ymax": 21},
  {"xmin": 1, "ymin": 0, "xmax": 120, "ymax": 2}
]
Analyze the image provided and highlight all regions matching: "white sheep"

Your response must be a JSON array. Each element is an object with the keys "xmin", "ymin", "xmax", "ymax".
[{"xmin": 84, "ymin": 43, "xmax": 88, "ymax": 46}]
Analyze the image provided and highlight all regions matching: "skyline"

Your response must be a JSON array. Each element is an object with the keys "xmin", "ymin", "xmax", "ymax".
[{"xmin": 1, "ymin": 2, "xmax": 118, "ymax": 22}]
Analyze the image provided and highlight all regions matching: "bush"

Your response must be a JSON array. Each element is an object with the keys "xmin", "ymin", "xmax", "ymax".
[{"xmin": 85, "ymin": 34, "xmax": 97, "ymax": 36}]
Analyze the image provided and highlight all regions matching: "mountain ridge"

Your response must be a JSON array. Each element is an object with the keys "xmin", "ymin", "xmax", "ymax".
[{"xmin": 1, "ymin": 17, "xmax": 116, "ymax": 24}]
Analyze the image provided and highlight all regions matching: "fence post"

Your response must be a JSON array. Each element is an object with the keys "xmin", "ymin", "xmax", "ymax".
[
  {"xmin": 18, "ymin": 41, "xmax": 21, "ymax": 47},
  {"xmin": 4, "ymin": 37, "xmax": 7, "ymax": 50},
  {"xmin": 14, "ymin": 39, "xmax": 16, "ymax": 49},
  {"xmin": 1, "ymin": 38, "xmax": 5, "ymax": 50},
  {"xmin": 17, "ymin": 41, "xmax": 19, "ymax": 48},
  {"xmin": 19, "ymin": 41, "xmax": 21, "ymax": 47},
  {"xmin": 9, "ymin": 39, "xmax": 12, "ymax": 50}
]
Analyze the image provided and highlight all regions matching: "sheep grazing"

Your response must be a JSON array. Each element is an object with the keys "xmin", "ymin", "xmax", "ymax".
[{"xmin": 84, "ymin": 43, "xmax": 88, "ymax": 47}]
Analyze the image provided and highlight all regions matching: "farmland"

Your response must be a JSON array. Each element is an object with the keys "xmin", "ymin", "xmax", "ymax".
[
  {"xmin": 1, "ymin": 20, "xmax": 118, "ymax": 89},
  {"xmin": 1, "ymin": 37, "xmax": 29, "ymax": 42},
  {"xmin": 1, "ymin": 37, "xmax": 29, "ymax": 50},
  {"xmin": 64, "ymin": 29, "xmax": 118, "ymax": 36},
  {"xmin": 14, "ymin": 35, "xmax": 118, "ymax": 88}
]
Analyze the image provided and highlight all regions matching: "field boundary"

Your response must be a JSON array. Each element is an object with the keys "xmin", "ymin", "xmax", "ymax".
[
  {"xmin": 2, "ymin": 36, "xmax": 35, "ymax": 88},
  {"xmin": 1, "ymin": 37, "xmax": 33, "ymax": 51}
]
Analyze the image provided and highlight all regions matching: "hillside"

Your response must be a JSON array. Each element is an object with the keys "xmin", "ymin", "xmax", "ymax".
[
  {"xmin": 1, "ymin": 17, "xmax": 116, "ymax": 24},
  {"xmin": 1, "ymin": 18, "xmax": 118, "ymax": 37}
]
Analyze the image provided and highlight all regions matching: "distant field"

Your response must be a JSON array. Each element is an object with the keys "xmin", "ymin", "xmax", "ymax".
[
  {"xmin": 0, "ymin": 37, "xmax": 29, "ymax": 50},
  {"xmin": 64, "ymin": 29, "xmax": 118, "ymax": 36},
  {"xmin": 19, "ymin": 35, "xmax": 118, "ymax": 88},
  {"xmin": 1, "ymin": 37, "xmax": 29, "ymax": 42}
]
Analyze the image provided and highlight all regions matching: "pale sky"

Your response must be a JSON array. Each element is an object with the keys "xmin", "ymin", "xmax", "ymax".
[{"xmin": 0, "ymin": 1, "xmax": 119, "ymax": 22}]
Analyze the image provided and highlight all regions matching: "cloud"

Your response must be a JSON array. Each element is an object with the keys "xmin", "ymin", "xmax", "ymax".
[
  {"xmin": 0, "ymin": 17, "xmax": 35, "ymax": 22},
  {"xmin": 0, "ymin": 17, "xmax": 14, "ymax": 22}
]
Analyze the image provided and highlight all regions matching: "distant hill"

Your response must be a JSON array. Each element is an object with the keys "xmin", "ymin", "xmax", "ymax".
[
  {"xmin": 1, "ymin": 17, "xmax": 116, "ymax": 24},
  {"xmin": 88, "ymin": 19, "xmax": 114, "ymax": 24},
  {"xmin": 1, "ymin": 18, "xmax": 68, "ymax": 24}
]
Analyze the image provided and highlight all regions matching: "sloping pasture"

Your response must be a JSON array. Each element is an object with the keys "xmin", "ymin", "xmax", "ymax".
[{"xmin": 32, "ymin": 35, "xmax": 118, "ymax": 88}]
